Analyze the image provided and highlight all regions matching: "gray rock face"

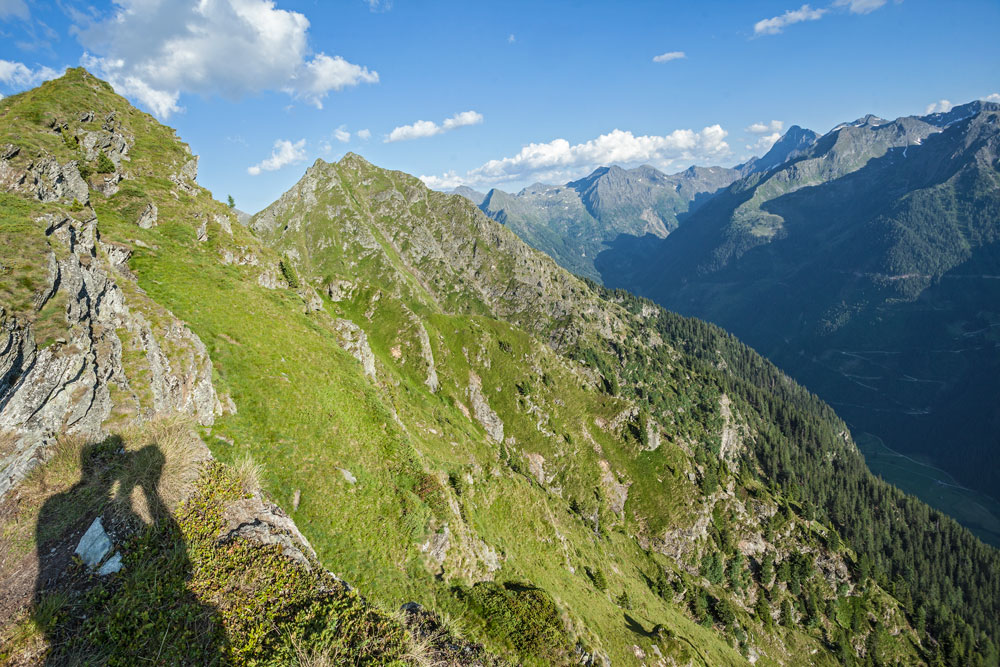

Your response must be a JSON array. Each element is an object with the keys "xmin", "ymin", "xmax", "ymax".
[
  {"xmin": 326, "ymin": 279, "xmax": 355, "ymax": 302},
  {"xmin": 97, "ymin": 551, "xmax": 123, "ymax": 575},
  {"xmin": 80, "ymin": 118, "xmax": 132, "ymax": 169},
  {"xmin": 256, "ymin": 266, "xmax": 286, "ymax": 289},
  {"xmin": 170, "ymin": 156, "xmax": 200, "ymax": 194},
  {"xmin": 180, "ymin": 157, "xmax": 198, "ymax": 182},
  {"xmin": 213, "ymin": 213, "xmax": 232, "ymax": 235},
  {"xmin": 333, "ymin": 318, "xmax": 376, "ymax": 379},
  {"xmin": 93, "ymin": 172, "xmax": 122, "ymax": 197},
  {"xmin": 420, "ymin": 525, "xmax": 450, "ymax": 566},
  {"xmin": 0, "ymin": 211, "xmax": 220, "ymax": 501},
  {"xmin": 17, "ymin": 157, "xmax": 90, "ymax": 205},
  {"xmin": 467, "ymin": 372, "xmax": 503, "ymax": 443},
  {"xmin": 304, "ymin": 288, "xmax": 323, "ymax": 312},
  {"xmin": 218, "ymin": 494, "xmax": 319, "ymax": 570},
  {"xmin": 416, "ymin": 320, "xmax": 439, "ymax": 393}
]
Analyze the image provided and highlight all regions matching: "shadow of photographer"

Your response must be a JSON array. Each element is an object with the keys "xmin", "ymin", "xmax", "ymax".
[{"xmin": 33, "ymin": 437, "xmax": 227, "ymax": 664}]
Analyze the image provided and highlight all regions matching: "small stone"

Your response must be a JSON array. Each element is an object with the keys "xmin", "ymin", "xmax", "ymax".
[
  {"xmin": 339, "ymin": 468, "xmax": 357, "ymax": 484},
  {"xmin": 98, "ymin": 552, "xmax": 123, "ymax": 576},
  {"xmin": 400, "ymin": 602, "xmax": 423, "ymax": 614},
  {"xmin": 293, "ymin": 488, "xmax": 301, "ymax": 510},
  {"xmin": 1, "ymin": 143, "xmax": 19, "ymax": 160},
  {"xmin": 75, "ymin": 517, "xmax": 112, "ymax": 569},
  {"xmin": 137, "ymin": 202, "xmax": 158, "ymax": 229}
]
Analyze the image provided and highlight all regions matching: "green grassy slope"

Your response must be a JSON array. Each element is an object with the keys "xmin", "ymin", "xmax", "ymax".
[{"xmin": 5, "ymin": 70, "xmax": 992, "ymax": 665}]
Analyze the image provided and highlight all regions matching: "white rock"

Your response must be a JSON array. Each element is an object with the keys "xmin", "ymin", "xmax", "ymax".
[
  {"xmin": 75, "ymin": 517, "xmax": 112, "ymax": 569},
  {"xmin": 98, "ymin": 551, "xmax": 123, "ymax": 575}
]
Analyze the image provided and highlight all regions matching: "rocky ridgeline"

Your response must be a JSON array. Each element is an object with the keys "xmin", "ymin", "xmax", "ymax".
[{"xmin": 0, "ymin": 139, "xmax": 219, "ymax": 501}]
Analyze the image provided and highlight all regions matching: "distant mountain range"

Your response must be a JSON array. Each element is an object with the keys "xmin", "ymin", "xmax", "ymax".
[
  {"xmin": 458, "ymin": 123, "xmax": 829, "ymax": 284},
  {"xmin": 452, "ymin": 163, "xmax": 741, "ymax": 281},
  {"xmin": 459, "ymin": 100, "xmax": 1000, "ymax": 544}
]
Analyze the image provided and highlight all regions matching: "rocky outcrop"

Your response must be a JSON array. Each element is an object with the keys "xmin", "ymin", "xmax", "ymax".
[
  {"xmin": 333, "ymin": 318, "xmax": 376, "ymax": 379},
  {"xmin": 326, "ymin": 279, "xmax": 356, "ymax": 302},
  {"xmin": 467, "ymin": 372, "xmax": 503, "ymax": 443},
  {"xmin": 218, "ymin": 494, "xmax": 319, "ymax": 571},
  {"xmin": 136, "ymin": 202, "xmax": 158, "ymax": 229},
  {"xmin": 80, "ymin": 111, "xmax": 133, "ymax": 169},
  {"xmin": 416, "ymin": 320, "xmax": 439, "ymax": 393},
  {"xmin": 598, "ymin": 459, "xmax": 630, "ymax": 517},
  {"xmin": 256, "ymin": 265, "xmax": 287, "ymax": 289},
  {"xmin": 170, "ymin": 156, "xmax": 199, "ymax": 194},
  {"xmin": 0, "ymin": 212, "xmax": 219, "ymax": 501},
  {"xmin": 4, "ymin": 157, "xmax": 90, "ymax": 205}
]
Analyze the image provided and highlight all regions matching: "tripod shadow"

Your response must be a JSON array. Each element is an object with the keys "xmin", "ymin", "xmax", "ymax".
[{"xmin": 33, "ymin": 438, "xmax": 227, "ymax": 664}]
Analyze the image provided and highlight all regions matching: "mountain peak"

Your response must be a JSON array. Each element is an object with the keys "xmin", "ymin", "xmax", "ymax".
[
  {"xmin": 338, "ymin": 151, "xmax": 372, "ymax": 168},
  {"xmin": 740, "ymin": 124, "xmax": 819, "ymax": 175}
]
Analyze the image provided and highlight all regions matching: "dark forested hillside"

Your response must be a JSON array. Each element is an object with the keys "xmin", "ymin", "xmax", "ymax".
[
  {"xmin": 597, "ymin": 286, "xmax": 1000, "ymax": 665},
  {"xmin": 598, "ymin": 103, "xmax": 1000, "ymax": 546}
]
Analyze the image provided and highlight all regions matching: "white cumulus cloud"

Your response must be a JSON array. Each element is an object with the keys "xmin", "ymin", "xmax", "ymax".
[
  {"xmin": 0, "ymin": 59, "xmax": 61, "ymax": 87},
  {"xmin": 73, "ymin": 0, "xmax": 378, "ymax": 118},
  {"xmin": 747, "ymin": 132, "xmax": 782, "ymax": 153},
  {"xmin": 983, "ymin": 93, "xmax": 1000, "ymax": 103},
  {"xmin": 420, "ymin": 125, "xmax": 731, "ymax": 190},
  {"xmin": 925, "ymin": 99, "xmax": 953, "ymax": 114},
  {"xmin": 754, "ymin": 4, "xmax": 827, "ymax": 35},
  {"xmin": 247, "ymin": 138, "xmax": 306, "ymax": 175},
  {"xmin": 442, "ymin": 110, "xmax": 484, "ymax": 130},
  {"xmin": 833, "ymin": 0, "xmax": 887, "ymax": 14},
  {"xmin": 333, "ymin": 125, "xmax": 351, "ymax": 143},
  {"xmin": 356, "ymin": 128, "xmax": 372, "ymax": 140},
  {"xmin": 747, "ymin": 120, "xmax": 784, "ymax": 134},
  {"xmin": 652, "ymin": 51, "xmax": 686, "ymax": 63},
  {"xmin": 386, "ymin": 110, "xmax": 483, "ymax": 142}
]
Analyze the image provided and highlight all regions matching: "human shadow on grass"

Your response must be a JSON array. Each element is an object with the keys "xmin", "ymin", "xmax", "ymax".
[
  {"xmin": 625, "ymin": 612, "xmax": 655, "ymax": 638},
  {"xmin": 34, "ymin": 437, "xmax": 227, "ymax": 665}
]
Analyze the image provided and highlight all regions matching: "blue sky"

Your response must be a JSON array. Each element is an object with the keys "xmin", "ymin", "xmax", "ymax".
[{"xmin": 1, "ymin": 0, "xmax": 998, "ymax": 213}]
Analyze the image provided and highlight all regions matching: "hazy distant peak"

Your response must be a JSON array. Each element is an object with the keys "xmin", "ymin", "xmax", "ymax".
[
  {"xmin": 448, "ymin": 185, "xmax": 488, "ymax": 206},
  {"xmin": 920, "ymin": 100, "xmax": 1000, "ymax": 128},
  {"xmin": 740, "ymin": 124, "xmax": 819, "ymax": 175}
]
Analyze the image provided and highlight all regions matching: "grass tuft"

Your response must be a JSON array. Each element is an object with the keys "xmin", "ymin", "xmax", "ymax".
[{"xmin": 231, "ymin": 453, "xmax": 265, "ymax": 495}]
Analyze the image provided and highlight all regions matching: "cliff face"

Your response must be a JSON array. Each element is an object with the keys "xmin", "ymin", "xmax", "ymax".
[{"xmin": 0, "ymin": 109, "xmax": 219, "ymax": 502}]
